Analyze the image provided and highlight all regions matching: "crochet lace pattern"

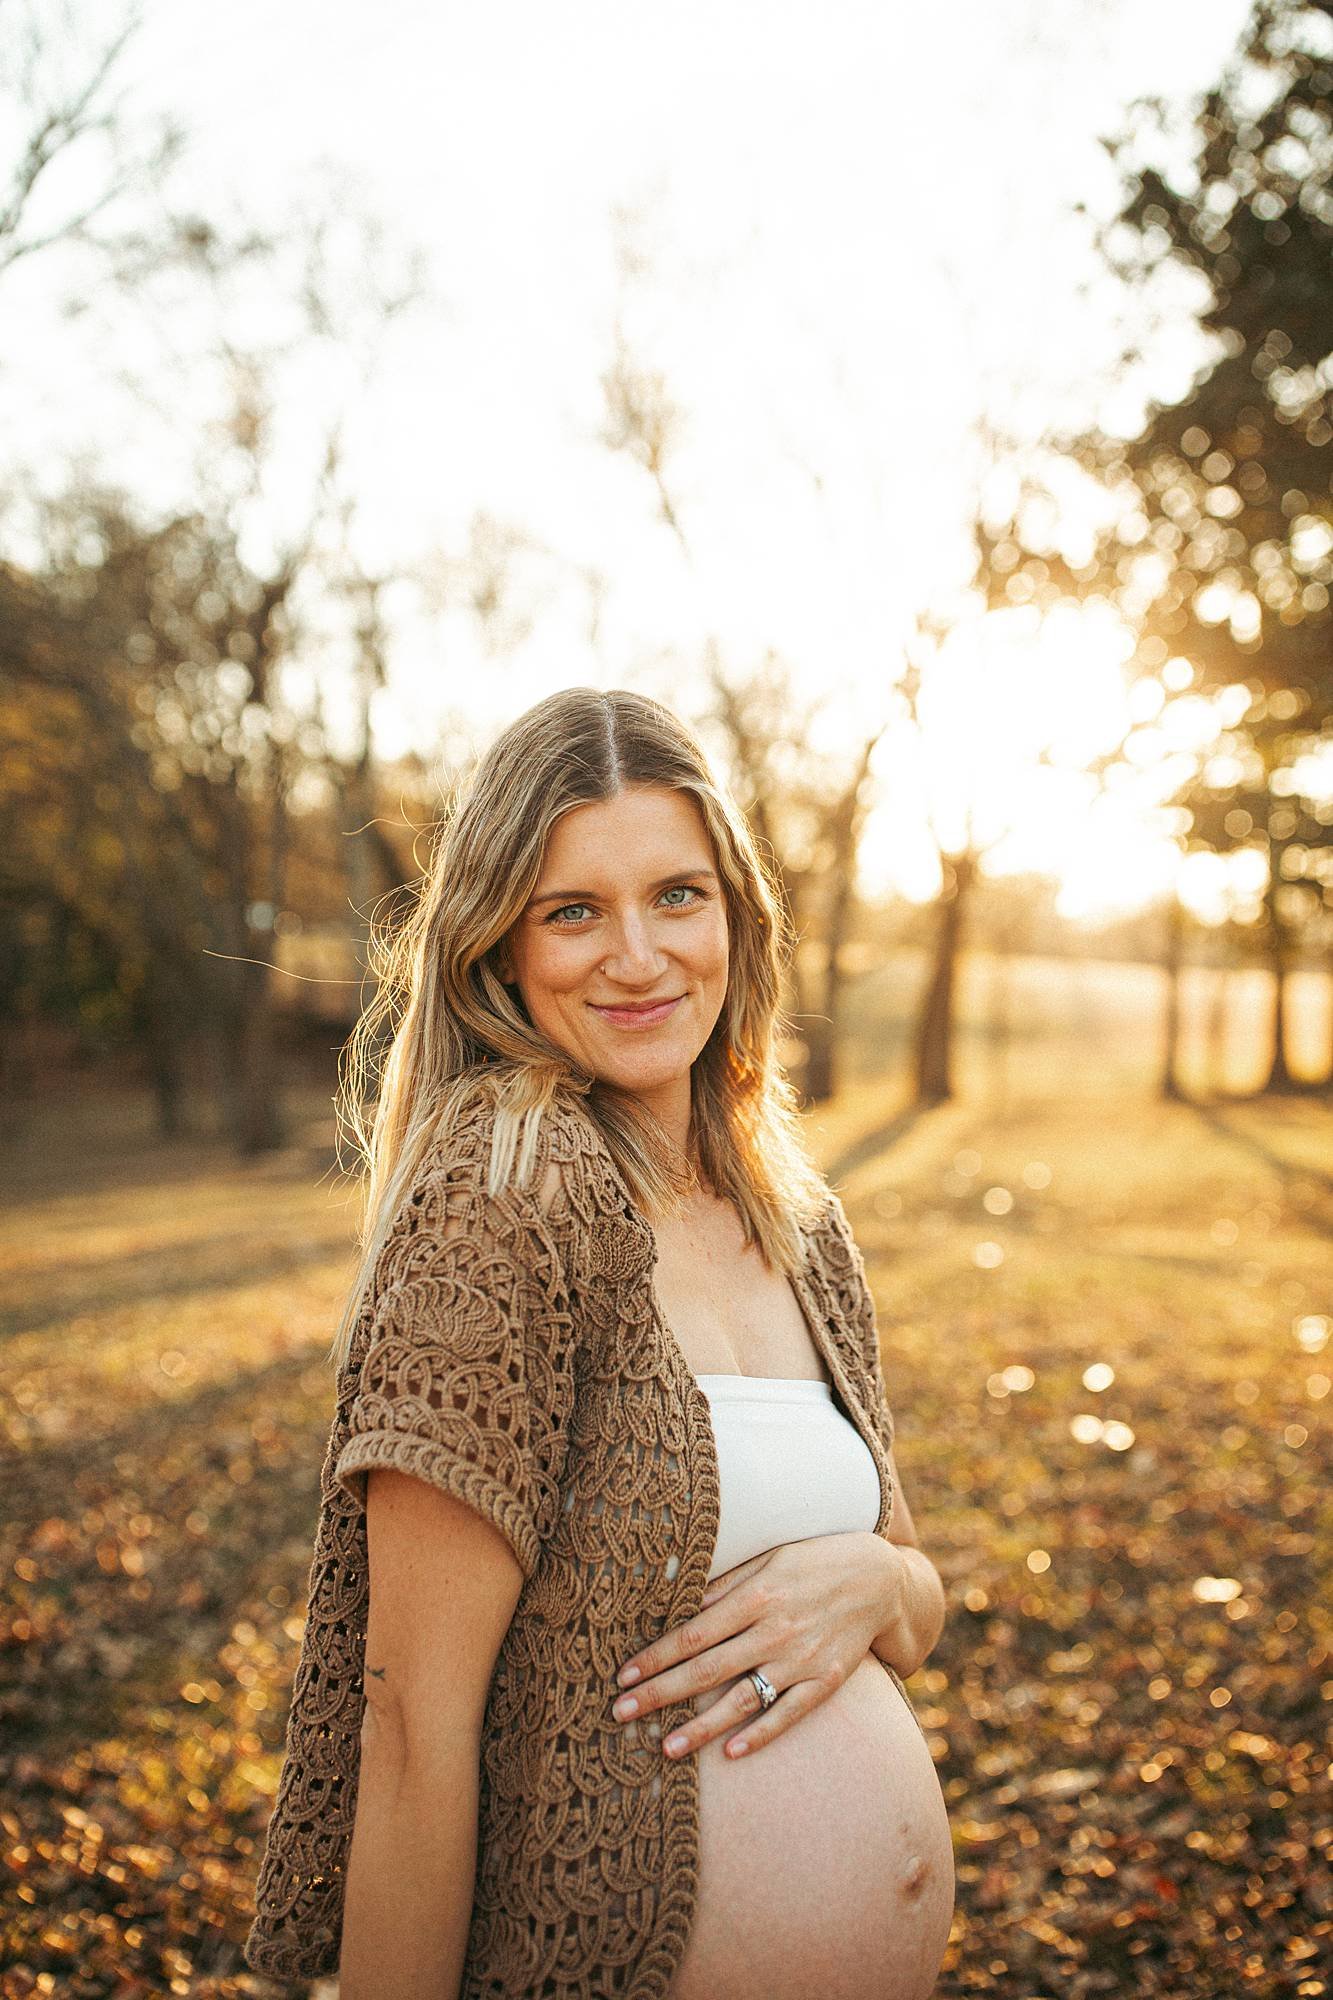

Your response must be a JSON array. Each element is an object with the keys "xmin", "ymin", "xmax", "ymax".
[{"xmin": 243, "ymin": 1083, "xmax": 912, "ymax": 1996}]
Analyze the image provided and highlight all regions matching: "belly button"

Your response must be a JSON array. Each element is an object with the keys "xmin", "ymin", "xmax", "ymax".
[{"xmin": 901, "ymin": 1855, "xmax": 929, "ymax": 1900}]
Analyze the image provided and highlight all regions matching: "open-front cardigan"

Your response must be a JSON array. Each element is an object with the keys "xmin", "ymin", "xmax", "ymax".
[{"xmin": 243, "ymin": 1082, "xmax": 912, "ymax": 1996}]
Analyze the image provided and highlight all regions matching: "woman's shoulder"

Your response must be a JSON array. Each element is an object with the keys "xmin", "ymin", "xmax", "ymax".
[
  {"xmin": 410, "ymin": 1072, "xmax": 610, "ymax": 1218},
  {"xmin": 363, "ymin": 1080, "xmax": 594, "ymax": 1310}
]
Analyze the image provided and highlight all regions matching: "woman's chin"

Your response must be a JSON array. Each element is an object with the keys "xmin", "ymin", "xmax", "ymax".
[{"xmin": 587, "ymin": 1044, "xmax": 697, "ymax": 1097}]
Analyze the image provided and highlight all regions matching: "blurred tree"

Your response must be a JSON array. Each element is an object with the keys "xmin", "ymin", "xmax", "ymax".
[
  {"xmin": 0, "ymin": 0, "xmax": 184, "ymax": 281},
  {"xmin": 1160, "ymin": 889, "xmax": 1190, "ymax": 1102},
  {"xmin": 598, "ymin": 322, "xmax": 889, "ymax": 1102},
  {"xmin": 902, "ymin": 538, "xmax": 1054, "ymax": 1111},
  {"xmin": 1, "ymin": 135, "xmax": 433, "ymax": 1144},
  {"xmin": 984, "ymin": 0, "xmax": 1333, "ymax": 1095},
  {"xmin": 1, "ymin": 487, "xmax": 313, "ymax": 1148},
  {"xmin": 699, "ymin": 649, "xmax": 884, "ymax": 1102},
  {"xmin": 889, "ymin": 627, "xmax": 987, "ymax": 1110},
  {"xmin": 323, "ymin": 475, "xmax": 447, "ymax": 941},
  {"xmin": 1, "ymin": 508, "xmax": 219, "ymax": 1133}
]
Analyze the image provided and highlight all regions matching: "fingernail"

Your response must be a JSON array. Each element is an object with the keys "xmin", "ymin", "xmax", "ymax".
[
  {"xmin": 663, "ymin": 1734, "xmax": 687, "ymax": 1755},
  {"xmin": 613, "ymin": 1695, "xmax": 638, "ymax": 1719},
  {"xmin": 618, "ymin": 1664, "xmax": 641, "ymax": 1687},
  {"xmin": 728, "ymin": 1739, "xmax": 749, "ymax": 1757}
]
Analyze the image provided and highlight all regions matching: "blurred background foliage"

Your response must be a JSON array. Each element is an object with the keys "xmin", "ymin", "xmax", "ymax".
[
  {"xmin": 0, "ymin": 2, "xmax": 1329, "ymax": 1149},
  {"xmin": 0, "ymin": 1, "xmax": 1330, "ymax": 1995}
]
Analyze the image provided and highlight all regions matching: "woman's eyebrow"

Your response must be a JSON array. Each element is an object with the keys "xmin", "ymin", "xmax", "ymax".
[{"xmin": 528, "ymin": 866, "xmax": 719, "ymax": 908}]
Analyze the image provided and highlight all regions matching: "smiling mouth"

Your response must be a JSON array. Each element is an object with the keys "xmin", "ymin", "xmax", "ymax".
[{"xmin": 587, "ymin": 995, "xmax": 684, "ymax": 1024}]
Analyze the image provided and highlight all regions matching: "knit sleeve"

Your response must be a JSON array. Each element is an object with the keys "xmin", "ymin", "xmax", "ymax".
[
  {"xmin": 824, "ymin": 1191, "xmax": 896, "ymax": 1457},
  {"xmin": 331, "ymin": 1156, "xmax": 574, "ymax": 1582}
]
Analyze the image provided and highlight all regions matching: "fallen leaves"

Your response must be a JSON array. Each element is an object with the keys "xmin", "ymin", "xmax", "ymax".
[{"xmin": 1, "ymin": 1091, "xmax": 1329, "ymax": 1996}]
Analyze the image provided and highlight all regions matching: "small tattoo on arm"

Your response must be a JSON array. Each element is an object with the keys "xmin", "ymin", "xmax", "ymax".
[{"xmin": 367, "ymin": 1664, "xmax": 386, "ymax": 1680}]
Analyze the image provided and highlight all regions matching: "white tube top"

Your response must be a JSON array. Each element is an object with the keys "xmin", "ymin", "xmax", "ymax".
[{"xmin": 696, "ymin": 1374, "xmax": 882, "ymax": 1583}]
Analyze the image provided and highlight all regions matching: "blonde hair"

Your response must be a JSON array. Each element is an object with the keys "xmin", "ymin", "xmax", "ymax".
[{"xmin": 326, "ymin": 685, "xmax": 827, "ymax": 1374}]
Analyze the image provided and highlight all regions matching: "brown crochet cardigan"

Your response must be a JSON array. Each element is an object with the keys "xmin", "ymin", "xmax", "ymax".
[{"xmin": 243, "ymin": 1082, "xmax": 913, "ymax": 1996}]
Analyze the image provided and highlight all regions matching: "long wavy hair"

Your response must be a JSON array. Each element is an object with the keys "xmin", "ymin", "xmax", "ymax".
[{"xmin": 326, "ymin": 685, "xmax": 827, "ymax": 1374}]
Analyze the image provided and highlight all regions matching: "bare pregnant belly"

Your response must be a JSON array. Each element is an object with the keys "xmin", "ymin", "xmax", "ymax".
[{"xmin": 664, "ymin": 1655, "xmax": 955, "ymax": 2000}]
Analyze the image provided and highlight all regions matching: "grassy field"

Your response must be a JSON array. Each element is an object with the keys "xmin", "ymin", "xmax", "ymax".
[{"xmin": 2, "ymin": 983, "xmax": 1330, "ymax": 1997}]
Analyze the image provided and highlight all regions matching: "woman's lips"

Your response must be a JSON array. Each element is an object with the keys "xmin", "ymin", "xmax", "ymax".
[{"xmin": 587, "ymin": 995, "xmax": 684, "ymax": 1029}]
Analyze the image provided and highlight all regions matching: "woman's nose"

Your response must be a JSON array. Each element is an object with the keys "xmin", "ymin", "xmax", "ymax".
[{"xmin": 602, "ymin": 913, "xmax": 667, "ymax": 981}]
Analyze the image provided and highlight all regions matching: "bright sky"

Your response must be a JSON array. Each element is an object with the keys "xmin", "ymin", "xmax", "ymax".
[{"xmin": 7, "ymin": 0, "xmax": 1261, "ymax": 919}]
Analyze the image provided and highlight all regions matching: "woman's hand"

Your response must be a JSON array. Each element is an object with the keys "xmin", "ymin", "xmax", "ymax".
[{"xmin": 610, "ymin": 1531, "xmax": 906, "ymax": 1761}]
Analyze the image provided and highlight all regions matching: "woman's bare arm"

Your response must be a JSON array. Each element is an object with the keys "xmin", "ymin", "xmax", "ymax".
[
  {"xmin": 868, "ymin": 1448, "xmax": 946, "ymax": 1679},
  {"xmin": 338, "ymin": 1467, "xmax": 527, "ymax": 2000}
]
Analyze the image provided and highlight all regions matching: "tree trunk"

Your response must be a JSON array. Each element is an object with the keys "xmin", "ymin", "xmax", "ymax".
[
  {"xmin": 1205, "ymin": 956, "xmax": 1230, "ymax": 1101},
  {"xmin": 805, "ymin": 859, "xmax": 857, "ymax": 1104},
  {"xmin": 803, "ymin": 1014, "xmax": 835, "ymax": 1103},
  {"xmin": 1260, "ymin": 870, "xmax": 1296, "ymax": 1094},
  {"xmin": 220, "ymin": 940, "xmax": 285, "ymax": 1154},
  {"xmin": 913, "ymin": 851, "xmax": 974, "ymax": 1107},
  {"xmin": 239, "ymin": 948, "xmax": 285, "ymax": 1152},
  {"xmin": 141, "ymin": 964, "xmax": 194, "ymax": 1138},
  {"xmin": 214, "ymin": 758, "xmax": 288, "ymax": 1154}
]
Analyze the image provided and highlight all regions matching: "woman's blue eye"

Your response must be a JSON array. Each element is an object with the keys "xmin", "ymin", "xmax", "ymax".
[{"xmin": 545, "ymin": 885, "xmax": 704, "ymax": 926}]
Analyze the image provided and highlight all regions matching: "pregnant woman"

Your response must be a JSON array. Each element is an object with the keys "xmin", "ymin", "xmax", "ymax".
[{"xmin": 244, "ymin": 686, "xmax": 955, "ymax": 1999}]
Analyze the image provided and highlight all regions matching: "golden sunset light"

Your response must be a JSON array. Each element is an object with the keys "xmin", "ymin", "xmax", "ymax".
[{"xmin": 3, "ymin": 3, "xmax": 1329, "ymax": 1993}]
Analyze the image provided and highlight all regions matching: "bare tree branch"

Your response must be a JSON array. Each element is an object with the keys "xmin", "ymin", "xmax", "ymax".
[{"xmin": 0, "ymin": 3, "xmax": 183, "ymax": 278}]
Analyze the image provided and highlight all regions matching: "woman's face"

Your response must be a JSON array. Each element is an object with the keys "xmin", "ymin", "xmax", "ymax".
[{"xmin": 499, "ymin": 784, "xmax": 730, "ymax": 1106}]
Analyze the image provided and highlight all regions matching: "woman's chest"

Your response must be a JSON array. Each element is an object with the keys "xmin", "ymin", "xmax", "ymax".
[
  {"xmin": 553, "ymin": 1231, "xmax": 892, "ymax": 1602},
  {"xmin": 649, "ymin": 1208, "xmax": 830, "ymax": 1381}
]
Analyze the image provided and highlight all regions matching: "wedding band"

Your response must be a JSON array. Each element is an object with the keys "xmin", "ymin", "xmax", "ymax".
[{"xmin": 747, "ymin": 1669, "xmax": 777, "ymax": 1710}]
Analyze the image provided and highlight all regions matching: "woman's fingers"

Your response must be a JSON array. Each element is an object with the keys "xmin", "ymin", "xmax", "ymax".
[
  {"xmin": 613, "ymin": 1623, "xmax": 767, "ymax": 1721},
  {"xmin": 662, "ymin": 1671, "xmax": 826, "ymax": 1760}
]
